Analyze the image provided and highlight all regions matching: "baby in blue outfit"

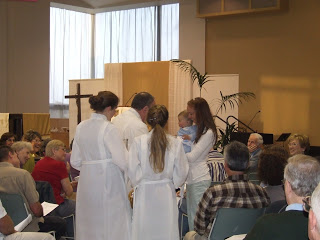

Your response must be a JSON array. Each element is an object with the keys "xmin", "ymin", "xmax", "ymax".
[{"xmin": 177, "ymin": 110, "xmax": 197, "ymax": 153}]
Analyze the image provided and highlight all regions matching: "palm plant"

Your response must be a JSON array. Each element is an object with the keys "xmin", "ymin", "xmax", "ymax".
[
  {"xmin": 171, "ymin": 59, "xmax": 256, "ymax": 150},
  {"xmin": 215, "ymin": 91, "xmax": 256, "ymax": 115},
  {"xmin": 214, "ymin": 121, "xmax": 238, "ymax": 152},
  {"xmin": 171, "ymin": 59, "xmax": 211, "ymax": 97}
]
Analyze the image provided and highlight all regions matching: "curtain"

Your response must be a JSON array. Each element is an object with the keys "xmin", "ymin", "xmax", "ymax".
[
  {"xmin": 50, "ymin": 7, "xmax": 92, "ymax": 118},
  {"xmin": 160, "ymin": 3, "xmax": 179, "ymax": 60},
  {"xmin": 50, "ymin": 4, "xmax": 179, "ymax": 117},
  {"xmin": 95, "ymin": 7, "xmax": 158, "ymax": 78},
  {"xmin": 95, "ymin": 3, "xmax": 179, "ymax": 78}
]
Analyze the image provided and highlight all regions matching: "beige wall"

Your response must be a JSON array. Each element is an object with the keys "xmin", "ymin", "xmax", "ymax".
[
  {"xmin": 5, "ymin": 1, "xmax": 50, "ymax": 113},
  {"xmin": 0, "ymin": 1, "xmax": 8, "ymax": 112},
  {"xmin": 0, "ymin": 0, "xmax": 90, "ymax": 114},
  {"xmin": 2, "ymin": 0, "xmax": 320, "ymax": 145},
  {"xmin": 179, "ymin": 0, "xmax": 206, "ymax": 97},
  {"xmin": 206, "ymin": 0, "xmax": 320, "ymax": 145}
]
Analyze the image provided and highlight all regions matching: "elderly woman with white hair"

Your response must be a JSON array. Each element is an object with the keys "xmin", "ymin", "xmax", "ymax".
[
  {"xmin": 32, "ymin": 140, "xmax": 76, "ymax": 237},
  {"xmin": 11, "ymin": 141, "xmax": 32, "ymax": 168}
]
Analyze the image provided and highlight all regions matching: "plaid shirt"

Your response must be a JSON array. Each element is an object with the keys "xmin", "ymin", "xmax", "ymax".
[{"xmin": 194, "ymin": 174, "xmax": 270, "ymax": 237}]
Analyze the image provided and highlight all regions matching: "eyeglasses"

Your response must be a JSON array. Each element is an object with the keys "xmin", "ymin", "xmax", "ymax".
[{"xmin": 303, "ymin": 196, "xmax": 311, "ymax": 212}]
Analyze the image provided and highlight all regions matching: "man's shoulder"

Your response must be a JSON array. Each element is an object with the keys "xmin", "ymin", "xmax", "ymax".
[
  {"xmin": 0, "ymin": 165, "xmax": 30, "ymax": 177},
  {"xmin": 255, "ymin": 210, "xmax": 307, "ymax": 226}
]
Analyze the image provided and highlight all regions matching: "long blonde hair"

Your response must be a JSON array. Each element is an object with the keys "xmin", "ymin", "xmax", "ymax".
[{"xmin": 147, "ymin": 105, "xmax": 169, "ymax": 173}]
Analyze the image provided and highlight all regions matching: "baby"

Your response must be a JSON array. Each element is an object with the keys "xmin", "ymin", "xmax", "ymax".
[{"xmin": 177, "ymin": 110, "xmax": 197, "ymax": 153}]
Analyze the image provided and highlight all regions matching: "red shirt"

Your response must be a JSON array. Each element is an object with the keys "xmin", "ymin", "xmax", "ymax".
[{"xmin": 32, "ymin": 156, "xmax": 69, "ymax": 204}]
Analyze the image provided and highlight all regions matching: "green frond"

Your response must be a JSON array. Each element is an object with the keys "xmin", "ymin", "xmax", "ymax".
[
  {"xmin": 216, "ymin": 91, "xmax": 256, "ymax": 114},
  {"xmin": 171, "ymin": 59, "xmax": 213, "ymax": 93}
]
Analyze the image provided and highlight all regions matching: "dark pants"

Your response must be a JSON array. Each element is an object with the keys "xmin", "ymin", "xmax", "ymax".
[
  {"xmin": 39, "ymin": 216, "xmax": 67, "ymax": 240},
  {"xmin": 178, "ymin": 198, "xmax": 189, "ymax": 239},
  {"xmin": 48, "ymin": 199, "xmax": 76, "ymax": 237}
]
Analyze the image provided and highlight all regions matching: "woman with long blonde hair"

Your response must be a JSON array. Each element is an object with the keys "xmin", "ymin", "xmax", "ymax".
[{"xmin": 128, "ymin": 105, "xmax": 189, "ymax": 240}]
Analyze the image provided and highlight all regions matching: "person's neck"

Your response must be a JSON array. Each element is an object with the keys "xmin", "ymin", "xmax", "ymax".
[
  {"xmin": 226, "ymin": 167, "xmax": 245, "ymax": 177},
  {"xmin": 286, "ymin": 195, "xmax": 303, "ymax": 205}
]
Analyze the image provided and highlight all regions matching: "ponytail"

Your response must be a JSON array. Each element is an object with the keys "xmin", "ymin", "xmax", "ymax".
[{"xmin": 147, "ymin": 105, "xmax": 169, "ymax": 173}]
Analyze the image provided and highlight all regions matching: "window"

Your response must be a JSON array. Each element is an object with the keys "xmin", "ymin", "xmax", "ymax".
[{"xmin": 50, "ymin": 3, "xmax": 179, "ymax": 118}]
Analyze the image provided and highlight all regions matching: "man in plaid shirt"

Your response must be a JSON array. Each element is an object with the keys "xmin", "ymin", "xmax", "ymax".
[{"xmin": 184, "ymin": 141, "xmax": 270, "ymax": 240}]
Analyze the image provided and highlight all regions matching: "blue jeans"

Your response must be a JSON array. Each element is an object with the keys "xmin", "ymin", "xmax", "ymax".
[{"xmin": 186, "ymin": 180, "xmax": 211, "ymax": 231}]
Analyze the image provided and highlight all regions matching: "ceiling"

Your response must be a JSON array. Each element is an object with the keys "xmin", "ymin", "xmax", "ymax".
[{"xmin": 77, "ymin": 0, "xmax": 161, "ymax": 9}]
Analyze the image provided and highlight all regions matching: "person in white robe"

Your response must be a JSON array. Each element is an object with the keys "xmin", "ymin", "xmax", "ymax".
[
  {"xmin": 128, "ymin": 105, "xmax": 189, "ymax": 240},
  {"xmin": 112, "ymin": 92, "xmax": 155, "ymax": 149},
  {"xmin": 71, "ymin": 91, "xmax": 131, "ymax": 240}
]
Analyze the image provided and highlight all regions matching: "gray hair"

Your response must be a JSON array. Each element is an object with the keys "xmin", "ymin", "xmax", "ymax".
[
  {"xmin": 224, "ymin": 141, "xmax": 249, "ymax": 171},
  {"xmin": 45, "ymin": 140, "xmax": 64, "ymax": 157},
  {"xmin": 11, "ymin": 141, "xmax": 32, "ymax": 152},
  {"xmin": 311, "ymin": 183, "xmax": 320, "ymax": 232},
  {"xmin": 284, "ymin": 154, "xmax": 320, "ymax": 197},
  {"xmin": 250, "ymin": 133, "xmax": 263, "ymax": 145}
]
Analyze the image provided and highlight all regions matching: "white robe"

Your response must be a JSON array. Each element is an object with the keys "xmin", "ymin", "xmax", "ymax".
[
  {"xmin": 71, "ymin": 113, "xmax": 131, "ymax": 240},
  {"xmin": 128, "ymin": 132, "xmax": 189, "ymax": 240},
  {"xmin": 112, "ymin": 108, "xmax": 148, "ymax": 149}
]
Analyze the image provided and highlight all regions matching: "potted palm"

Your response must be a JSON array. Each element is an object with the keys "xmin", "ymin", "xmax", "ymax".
[{"xmin": 171, "ymin": 59, "xmax": 256, "ymax": 151}]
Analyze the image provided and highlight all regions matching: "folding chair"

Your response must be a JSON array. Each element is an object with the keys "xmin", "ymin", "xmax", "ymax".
[{"xmin": 209, "ymin": 207, "xmax": 266, "ymax": 240}]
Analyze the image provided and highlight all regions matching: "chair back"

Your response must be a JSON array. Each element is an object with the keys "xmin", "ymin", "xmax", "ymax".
[
  {"xmin": 36, "ymin": 181, "xmax": 56, "ymax": 204},
  {"xmin": 209, "ymin": 207, "xmax": 266, "ymax": 240},
  {"xmin": 0, "ymin": 192, "xmax": 28, "ymax": 226}
]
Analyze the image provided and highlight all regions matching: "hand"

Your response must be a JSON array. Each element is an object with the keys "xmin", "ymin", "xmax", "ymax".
[
  {"xmin": 248, "ymin": 144, "xmax": 258, "ymax": 153},
  {"xmin": 182, "ymin": 134, "xmax": 191, "ymax": 140},
  {"xmin": 71, "ymin": 181, "xmax": 78, "ymax": 189}
]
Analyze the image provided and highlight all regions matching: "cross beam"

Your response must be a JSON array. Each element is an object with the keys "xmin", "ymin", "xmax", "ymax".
[{"xmin": 65, "ymin": 83, "xmax": 93, "ymax": 124}]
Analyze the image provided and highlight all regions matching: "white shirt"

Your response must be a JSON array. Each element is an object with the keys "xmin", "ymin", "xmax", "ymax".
[
  {"xmin": 186, "ymin": 129, "xmax": 215, "ymax": 184},
  {"xmin": 112, "ymin": 108, "xmax": 148, "ymax": 149}
]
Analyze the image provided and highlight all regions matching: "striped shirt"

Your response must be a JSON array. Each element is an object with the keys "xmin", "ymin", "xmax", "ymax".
[{"xmin": 194, "ymin": 174, "xmax": 270, "ymax": 237}]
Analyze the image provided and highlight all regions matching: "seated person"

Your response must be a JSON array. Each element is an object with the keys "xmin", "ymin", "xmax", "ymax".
[
  {"xmin": 178, "ymin": 149, "xmax": 226, "ymax": 239},
  {"xmin": 246, "ymin": 133, "xmax": 263, "ymax": 173},
  {"xmin": 287, "ymin": 133, "xmax": 310, "ymax": 156},
  {"xmin": 0, "ymin": 199, "xmax": 55, "ymax": 240},
  {"xmin": 0, "ymin": 145, "xmax": 67, "ymax": 240},
  {"xmin": 11, "ymin": 141, "xmax": 32, "ymax": 169},
  {"xmin": 0, "ymin": 132, "xmax": 16, "ymax": 147},
  {"xmin": 308, "ymin": 182, "xmax": 320, "ymax": 240},
  {"xmin": 258, "ymin": 145, "xmax": 288, "ymax": 203},
  {"xmin": 22, "ymin": 130, "xmax": 42, "ymax": 173},
  {"xmin": 245, "ymin": 154, "xmax": 320, "ymax": 240},
  {"xmin": 177, "ymin": 110, "xmax": 197, "ymax": 153},
  {"xmin": 207, "ymin": 149, "xmax": 227, "ymax": 182},
  {"xmin": 184, "ymin": 141, "xmax": 270, "ymax": 240},
  {"xmin": 32, "ymin": 140, "xmax": 76, "ymax": 236}
]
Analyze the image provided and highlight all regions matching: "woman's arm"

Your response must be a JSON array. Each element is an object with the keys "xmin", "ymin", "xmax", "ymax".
[
  {"xmin": 61, "ymin": 178, "xmax": 73, "ymax": 198},
  {"xmin": 105, "ymin": 127, "xmax": 128, "ymax": 173},
  {"xmin": 173, "ymin": 139, "xmax": 189, "ymax": 188},
  {"xmin": 186, "ymin": 130, "xmax": 214, "ymax": 163},
  {"xmin": 127, "ymin": 137, "xmax": 143, "ymax": 187},
  {"xmin": 70, "ymin": 127, "xmax": 84, "ymax": 171}
]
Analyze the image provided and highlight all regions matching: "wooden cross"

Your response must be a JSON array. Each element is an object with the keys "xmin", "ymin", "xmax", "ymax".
[{"xmin": 65, "ymin": 83, "xmax": 93, "ymax": 124}]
